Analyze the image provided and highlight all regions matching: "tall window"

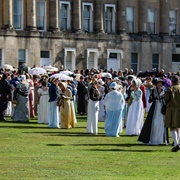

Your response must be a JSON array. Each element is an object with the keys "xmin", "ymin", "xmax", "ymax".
[
  {"xmin": 60, "ymin": 1, "xmax": 71, "ymax": 31},
  {"xmin": 104, "ymin": 4, "xmax": 116, "ymax": 33},
  {"xmin": 0, "ymin": 49, "xmax": 2, "ymax": 67},
  {"xmin": 82, "ymin": 3, "xmax": 93, "ymax": 32},
  {"xmin": 13, "ymin": 0, "xmax": 23, "ymax": 29},
  {"xmin": 87, "ymin": 52, "xmax": 95, "ymax": 69},
  {"xmin": 131, "ymin": 53, "xmax": 138, "ymax": 74},
  {"xmin": 36, "ymin": 1, "xmax": 46, "ymax": 31},
  {"xmin": 126, "ymin": 7, "xmax": 135, "ymax": 33},
  {"xmin": 152, "ymin": 54, "xmax": 159, "ymax": 70},
  {"xmin": 40, "ymin": 51, "xmax": 50, "ymax": 66},
  {"xmin": 18, "ymin": 49, "xmax": 26, "ymax": 68},
  {"xmin": 169, "ymin": 10, "xmax": 178, "ymax": 35},
  {"xmin": 148, "ymin": 8, "xmax": 156, "ymax": 34}
]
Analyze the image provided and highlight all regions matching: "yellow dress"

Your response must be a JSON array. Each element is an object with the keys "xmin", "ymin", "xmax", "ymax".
[{"xmin": 60, "ymin": 88, "xmax": 75, "ymax": 129}]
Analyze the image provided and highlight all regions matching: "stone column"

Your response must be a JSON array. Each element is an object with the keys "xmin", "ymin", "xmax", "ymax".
[
  {"xmin": 94, "ymin": 0, "xmax": 104, "ymax": 33},
  {"xmin": 72, "ymin": 0, "xmax": 82, "ymax": 32},
  {"xmin": 117, "ymin": 0, "xmax": 126, "ymax": 33},
  {"xmin": 138, "ymin": 0, "xmax": 147, "ymax": 35},
  {"xmin": 3, "ymin": 0, "xmax": 13, "ymax": 29},
  {"xmin": 26, "ymin": 0, "xmax": 36, "ymax": 30},
  {"xmin": 49, "ymin": 0, "xmax": 59, "ymax": 31},
  {"xmin": 160, "ymin": 0, "xmax": 169, "ymax": 36}
]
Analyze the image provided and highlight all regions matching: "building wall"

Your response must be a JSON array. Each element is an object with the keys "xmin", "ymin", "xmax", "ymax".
[{"xmin": 0, "ymin": 0, "xmax": 180, "ymax": 73}]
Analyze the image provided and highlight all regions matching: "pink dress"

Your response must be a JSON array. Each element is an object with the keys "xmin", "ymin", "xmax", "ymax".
[{"xmin": 28, "ymin": 80, "xmax": 35, "ymax": 118}]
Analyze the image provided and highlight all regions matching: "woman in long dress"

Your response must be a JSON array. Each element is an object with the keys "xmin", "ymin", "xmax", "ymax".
[
  {"xmin": 98, "ymin": 79, "xmax": 105, "ymax": 121},
  {"xmin": 37, "ymin": 81, "xmax": 50, "ymax": 124},
  {"xmin": 12, "ymin": 75, "xmax": 30, "ymax": 122},
  {"xmin": 48, "ymin": 78, "xmax": 59, "ymax": 128},
  {"xmin": 86, "ymin": 79, "xmax": 101, "ymax": 135},
  {"xmin": 59, "ymin": 82, "xmax": 75, "ymax": 129},
  {"xmin": 104, "ymin": 82, "xmax": 125, "ymax": 137},
  {"xmin": 26, "ymin": 74, "xmax": 35, "ymax": 118},
  {"xmin": 126, "ymin": 78, "xmax": 144, "ymax": 135},
  {"xmin": 77, "ymin": 76, "xmax": 87, "ymax": 115},
  {"xmin": 143, "ymin": 77, "xmax": 153, "ymax": 113},
  {"xmin": 33, "ymin": 74, "xmax": 40, "ymax": 116},
  {"xmin": 138, "ymin": 79, "xmax": 165, "ymax": 145}
]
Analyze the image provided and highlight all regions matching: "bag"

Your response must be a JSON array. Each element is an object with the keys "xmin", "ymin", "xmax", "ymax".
[
  {"xmin": 127, "ymin": 96, "xmax": 133, "ymax": 107},
  {"xmin": 56, "ymin": 97, "xmax": 63, "ymax": 107},
  {"xmin": 161, "ymin": 103, "xmax": 166, "ymax": 115}
]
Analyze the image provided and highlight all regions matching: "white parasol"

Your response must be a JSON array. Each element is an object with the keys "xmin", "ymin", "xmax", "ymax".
[
  {"xmin": 50, "ymin": 73, "xmax": 73, "ymax": 81},
  {"xmin": 99, "ymin": 72, "xmax": 112, "ymax": 79},
  {"xmin": 42, "ymin": 66, "xmax": 58, "ymax": 72},
  {"xmin": 3, "ymin": 64, "xmax": 14, "ymax": 71},
  {"xmin": 28, "ymin": 67, "xmax": 47, "ymax": 75},
  {"xmin": 60, "ymin": 70, "xmax": 73, "ymax": 76}
]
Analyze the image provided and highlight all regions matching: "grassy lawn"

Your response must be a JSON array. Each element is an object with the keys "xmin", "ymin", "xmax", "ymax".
[{"xmin": 1, "ymin": 116, "xmax": 180, "ymax": 180}]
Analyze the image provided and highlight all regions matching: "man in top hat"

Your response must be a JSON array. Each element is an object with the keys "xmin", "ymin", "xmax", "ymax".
[{"xmin": 164, "ymin": 75, "xmax": 180, "ymax": 152}]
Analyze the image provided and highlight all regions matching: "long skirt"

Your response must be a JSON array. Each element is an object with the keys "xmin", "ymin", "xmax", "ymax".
[
  {"xmin": 48, "ymin": 101, "xmax": 59, "ymax": 128},
  {"xmin": 126, "ymin": 99, "xmax": 144, "ymax": 135},
  {"xmin": 86, "ymin": 99, "xmax": 99, "ymax": 134},
  {"xmin": 12, "ymin": 95, "xmax": 30, "ymax": 122},
  {"xmin": 98, "ymin": 98, "xmax": 105, "ymax": 121},
  {"xmin": 104, "ymin": 109, "xmax": 123, "ymax": 137}
]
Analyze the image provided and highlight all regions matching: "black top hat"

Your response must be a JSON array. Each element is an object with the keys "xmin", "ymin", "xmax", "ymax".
[{"xmin": 155, "ymin": 78, "xmax": 165, "ymax": 85}]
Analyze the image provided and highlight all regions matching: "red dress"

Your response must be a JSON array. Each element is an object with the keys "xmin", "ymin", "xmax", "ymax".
[{"xmin": 28, "ymin": 80, "xmax": 35, "ymax": 118}]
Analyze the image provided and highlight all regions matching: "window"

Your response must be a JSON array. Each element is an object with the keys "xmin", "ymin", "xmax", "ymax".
[
  {"xmin": 131, "ymin": 53, "xmax": 138, "ymax": 74},
  {"xmin": 169, "ymin": 10, "xmax": 178, "ymax": 35},
  {"xmin": 36, "ymin": 1, "xmax": 46, "ymax": 31},
  {"xmin": 172, "ymin": 54, "xmax": 180, "ymax": 62},
  {"xmin": 104, "ymin": 4, "xmax": 116, "ymax": 33},
  {"xmin": 18, "ymin": 49, "xmax": 26, "ymax": 67},
  {"xmin": 60, "ymin": 1, "xmax": 71, "ymax": 31},
  {"xmin": 152, "ymin": 54, "xmax": 159, "ymax": 70},
  {"xmin": 87, "ymin": 49, "xmax": 99, "ymax": 69},
  {"xmin": 109, "ymin": 53, "xmax": 117, "ymax": 59},
  {"xmin": 13, "ymin": 0, "xmax": 23, "ymax": 29},
  {"xmin": 126, "ymin": 7, "xmax": 135, "ymax": 33},
  {"xmin": 82, "ymin": 3, "xmax": 93, "ymax": 32},
  {"xmin": 148, "ymin": 8, "xmax": 156, "ymax": 34},
  {"xmin": 41, "ymin": 51, "xmax": 50, "ymax": 58},
  {"xmin": 0, "ymin": 49, "xmax": 2, "ymax": 67},
  {"xmin": 64, "ymin": 48, "xmax": 76, "ymax": 71}
]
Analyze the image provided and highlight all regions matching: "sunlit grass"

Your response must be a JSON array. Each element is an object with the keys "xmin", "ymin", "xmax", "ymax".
[{"xmin": 0, "ymin": 116, "xmax": 180, "ymax": 180}]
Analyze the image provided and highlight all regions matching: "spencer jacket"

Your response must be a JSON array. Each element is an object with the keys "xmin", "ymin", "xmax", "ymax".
[
  {"xmin": 164, "ymin": 84, "xmax": 180, "ymax": 128},
  {"xmin": 49, "ymin": 83, "xmax": 58, "ymax": 102},
  {"xmin": 89, "ymin": 85, "xmax": 100, "ymax": 101}
]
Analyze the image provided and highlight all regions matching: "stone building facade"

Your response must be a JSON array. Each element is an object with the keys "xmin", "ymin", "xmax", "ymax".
[{"xmin": 0, "ymin": 0, "xmax": 180, "ymax": 73}]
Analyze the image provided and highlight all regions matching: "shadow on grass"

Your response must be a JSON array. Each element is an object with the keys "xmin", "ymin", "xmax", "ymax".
[
  {"xmin": 89, "ymin": 148, "xmax": 160, "ymax": 152},
  {"xmin": 0, "ymin": 125, "xmax": 48, "ymax": 129},
  {"xmin": 29, "ymin": 131, "xmax": 106, "ymax": 137},
  {"xmin": 71, "ymin": 143, "xmax": 145, "ymax": 147},
  {"xmin": 47, "ymin": 144, "xmax": 65, "ymax": 146}
]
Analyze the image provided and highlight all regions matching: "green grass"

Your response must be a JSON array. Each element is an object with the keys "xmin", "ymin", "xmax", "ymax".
[{"xmin": 1, "ymin": 116, "xmax": 180, "ymax": 180}]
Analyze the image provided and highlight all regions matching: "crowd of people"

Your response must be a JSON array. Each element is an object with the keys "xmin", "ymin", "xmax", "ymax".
[{"xmin": 0, "ymin": 65, "xmax": 180, "ymax": 152}]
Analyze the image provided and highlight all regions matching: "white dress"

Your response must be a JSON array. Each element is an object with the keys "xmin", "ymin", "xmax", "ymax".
[
  {"xmin": 150, "ymin": 101, "xmax": 165, "ymax": 144},
  {"xmin": 86, "ymin": 99, "xmax": 99, "ymax": 134},
  {"xmin": 5, "ymin": 101, "xmax": 12, "ymax": 116},
  {"xmin": 38, "ymin": 88, "xmax": 50, "ymax": 124},
  {"xmin": 126, "ymin": 88, "xmax": 144, "ymax": 135}
]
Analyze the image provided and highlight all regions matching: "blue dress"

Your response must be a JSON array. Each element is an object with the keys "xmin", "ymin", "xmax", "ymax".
[
  {"xmin": 104, "ymin": 90, "xmax": 125, "ymax": 137},
  {"xmin": 48, "ymin": 83, "xmax": 59, "ymax": 128}
]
